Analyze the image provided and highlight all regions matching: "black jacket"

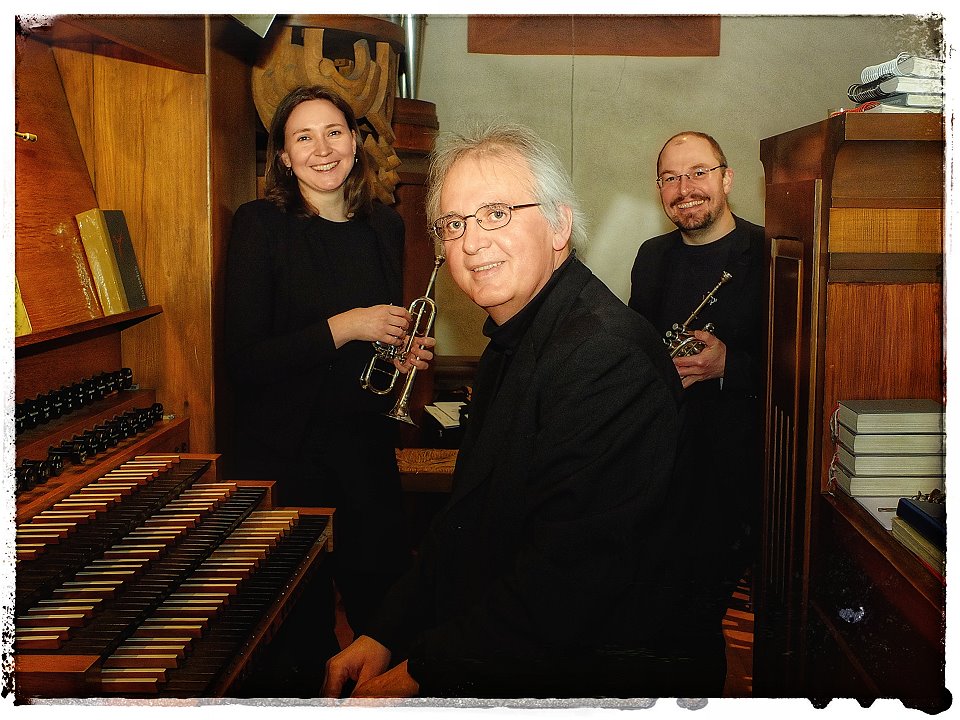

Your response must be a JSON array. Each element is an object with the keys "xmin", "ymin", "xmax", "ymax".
[
  {"xmin": 222, "ymin": 199, "xmax": 404, "ymax": 478},
  {"xmin": 367, "ymin": 257, "xmax": 721, "ymax": 697}
]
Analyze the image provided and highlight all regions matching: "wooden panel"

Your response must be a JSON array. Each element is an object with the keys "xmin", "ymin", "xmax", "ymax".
[
  {"xmin": 467, "ymin": 15, "xmax": 720, "ymax": 56},
  {"xmin": 14, "ymin": 36, "xmax": 103, "ymax": 332},
  {"xmin": 209, "ymin": 15, "xmax": 260, "ymax": 461},
  {"xmin": 820, "ymin": 282, "xmax": 943, "ymax": 489},
  {"xmin": 59, "ymin": 46, "xmax": 214, "ymax": 453},
  {"xmin": 44, "ymin": 14, "xmax": 206, "ymax": 73},
  {"xmin": 15, "ymin": 332, "xmax": 121, "ymax": 402},
  {"xmin": 760, "ymin": 113, "xmax": 944, "ymax": 200},
  {"xmin": 828, "ymin": 208, "xmax": 943, "ymax": 253},
  {"xmin": 755, "ymin": 179, "xmax": 822, "ymax": 697}
]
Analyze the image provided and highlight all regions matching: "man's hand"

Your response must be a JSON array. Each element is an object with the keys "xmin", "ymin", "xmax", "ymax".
[
  {"xmin": 322, "ymin": 635, "xmax": 392, "ymax": 698},
  {"xmin": 673, "ymin": 330, "xmax": 726, "ymax": 389},
  {"xmin": 352, "ymin": 659, "xmax": 420, "ymax": 698}
]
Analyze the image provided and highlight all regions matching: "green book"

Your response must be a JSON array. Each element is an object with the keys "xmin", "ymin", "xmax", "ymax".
[{"xmin": 102, "ymin": 210, "xmax": 148, "ymax": 311}]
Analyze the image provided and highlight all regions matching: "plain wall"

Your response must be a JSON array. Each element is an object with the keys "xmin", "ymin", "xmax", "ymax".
[{"xmin": 415, "ymin": 14, "xmax": 943, "ymax": 356}]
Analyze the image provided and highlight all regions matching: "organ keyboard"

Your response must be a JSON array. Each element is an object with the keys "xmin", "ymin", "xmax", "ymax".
[{"xmin": 15, "ymin": 453, "xmax": 333, "ymax": 698}]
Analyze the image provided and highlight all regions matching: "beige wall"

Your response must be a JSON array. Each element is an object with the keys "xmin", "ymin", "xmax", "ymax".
[{"xmin": 416, "ymin": 14, "xmax": 942, "ymax": 356}]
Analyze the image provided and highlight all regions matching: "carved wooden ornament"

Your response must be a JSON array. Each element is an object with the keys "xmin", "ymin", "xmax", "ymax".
[{"xmin": 252, "ymin": 25, "xmax": 401, "ymax": 203}]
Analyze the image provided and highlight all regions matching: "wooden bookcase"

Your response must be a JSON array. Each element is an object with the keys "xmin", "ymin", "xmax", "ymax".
[{"xmin": 755, "ymin": 113, "xmax": 946, "ymax": 711}]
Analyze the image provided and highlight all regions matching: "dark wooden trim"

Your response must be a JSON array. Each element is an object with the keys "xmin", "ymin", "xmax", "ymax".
[
  {"xmin": 829, "ymin": 252, "xmax": 943, "ymax": 282},
  {"xmin": 467, "ymin": 15, "xmax": 720, "ymax": 57},
  {"xmin": 15, "ymin": 305, "xmax": 163, "ymax": 355}
]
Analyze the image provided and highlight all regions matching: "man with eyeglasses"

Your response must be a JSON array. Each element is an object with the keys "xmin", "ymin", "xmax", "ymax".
[
  {"xmin": 322, "ymin": 122, "xmax": 721, "ymax": 699},
  {"xmin": 629, "ymin": 131, "xmax": 765, "ymax": 692}
]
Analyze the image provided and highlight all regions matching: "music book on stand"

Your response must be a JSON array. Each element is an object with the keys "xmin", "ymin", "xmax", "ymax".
[{"xmin": 836, "ymin": 399, "xmax": 945, "ymax": 434}]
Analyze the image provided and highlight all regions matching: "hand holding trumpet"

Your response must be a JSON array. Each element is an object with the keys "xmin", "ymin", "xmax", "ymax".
[{"xmin": 672, "ymin": 330, "xmax": 726, "ymax": 389}]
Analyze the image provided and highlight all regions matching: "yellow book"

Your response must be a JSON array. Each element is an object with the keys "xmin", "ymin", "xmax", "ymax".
[
  {"xmin": 15, "ymin": 275, "xmax": 32, "ymax": 336},
  {"xmin": 76, "ymin": 208, "xmax": 130, "ymax": 315}
]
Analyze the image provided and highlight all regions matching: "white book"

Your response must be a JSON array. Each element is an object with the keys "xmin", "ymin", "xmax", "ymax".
[
  {"xmin": 862, "ymin": 103, "xmax": 942, "ymax": 114},
  {"xmin": 837, "ymin": 399, "xmax": 944, "ymax": 434},
  {"xmin": 850, "ymin": 495, "xmax": 901, "ymax": 530},
  {"xmin": 837, "ymin": 445, "xmax": 945, "ymax": 477},
  {"xmin": 837, "ymin": 424, "xmax": 945, "ymax": 455},
  {"xmin": 860, "ymin": 53, "xmax": 945, "ymax": 83}
]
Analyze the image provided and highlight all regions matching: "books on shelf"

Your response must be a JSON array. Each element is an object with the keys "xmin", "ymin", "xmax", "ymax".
[
  {"xmin": 837, "ymin": 444, "xmax": 944, "ymax": 477},
  {"xmin": 897, "ymin": 497, "xmax": 946, "ymax": 551},
  {"xmin": 878, "ymin": 92, "xmax": 944, "ymax": 108},
  {"xmin": 836, "ymin": 423, "xmax": 945, "ymax": 455},
  {"xmin": 836, "ymin": 399, "xmax": 944, "ymax": 434},
  {"xmin": 76, "ymin": 208, "xmax": 130, "ymax": 316},
  {"xmin": 891, "ymin": 516, "xmax": 945, "ymax": 575},
  {"xmin": 102, "ymin": 210, "xmax": 149, "ymax": 310},
  {"xmin": 833, "ymin": 462, "xmax": 944, "ymax": 497},
  {"xmin": 859, "ymin": 52, "xmax": 945, "ymax": 83},
  {"xmin": 15, "ymin": 275, "xmax": 32, "ymax": 337},
  {"xmin": 847, "ymin": 75, "xmax": 943, "ymax": 103}
]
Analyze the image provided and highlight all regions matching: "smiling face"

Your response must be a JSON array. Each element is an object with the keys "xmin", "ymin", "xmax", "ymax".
[
  {"xmin": 280, "ymin": 99, "xmax": 357, "ymax": 216},
  {"xmin": 439, "ymin": 152, "xmax": 571, "ymax": 325},
  {"xmin": 657, "ymin": 135, "xmax": 735, "ymax": 244}
]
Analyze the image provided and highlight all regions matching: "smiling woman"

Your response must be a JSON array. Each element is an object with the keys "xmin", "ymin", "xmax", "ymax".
[
  {"xmin": 280, "ymin": 99, "xmax": 357, "ymax": 219},
  {"xmin": 223, "ymin": 85, "xmax": 436, "ymax": 693}
]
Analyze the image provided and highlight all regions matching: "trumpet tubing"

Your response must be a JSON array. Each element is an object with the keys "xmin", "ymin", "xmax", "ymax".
[
  {"xmin": 664, "ymin": 271, "xmax": 732, "ymax": 358},
  {"xmin": 360, "ymin": 253, "xmax": 445, "ymax": 426}
]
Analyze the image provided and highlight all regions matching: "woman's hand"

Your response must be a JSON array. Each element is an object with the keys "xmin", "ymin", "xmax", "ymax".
[
  {"xmin": 394, "ymin": 335, "xmax": 436, "ymax": 374},
  {"xmin": 329, "ymin": 305, "xmax": 411, "ymax": 349}
]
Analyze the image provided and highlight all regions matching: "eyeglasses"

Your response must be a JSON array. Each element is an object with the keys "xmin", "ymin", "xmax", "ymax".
[
  {"xmin": 432, "ymin": 202, "xmax": 542, "ymax": 242},
  {"xmin": 656, "ymin": 164, "xmax": 726, "ymax": 189}
]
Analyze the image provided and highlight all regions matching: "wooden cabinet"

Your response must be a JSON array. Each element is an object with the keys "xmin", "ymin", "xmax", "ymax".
[
  {"xmin": 755, "ymin": 113, "xmax": 946, "ymax": 711},
  {"xmin": 21, "ymin": 15, "xmax": 259, "ymax": 454}
]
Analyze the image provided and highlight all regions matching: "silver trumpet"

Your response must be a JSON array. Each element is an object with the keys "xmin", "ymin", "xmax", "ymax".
[
  {"xmin": 360, "ymin": 246, "xmax": 445, "ymax": 425},
  {"xmin": 664, "ymin": 270, "xmax": 733, "ymax": 358}
]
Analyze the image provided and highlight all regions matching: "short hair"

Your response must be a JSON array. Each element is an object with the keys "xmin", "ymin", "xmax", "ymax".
[
  {"xmin": 656, "ymin": 131, "xmax": 729, "ymax": 174},
  {"xmin": 425, "ymin": 121, "xmax": 588, "ymax": 252},
  {"xmin": 264, "ymin": 85, "xmax": 374, "ymax": 218}
]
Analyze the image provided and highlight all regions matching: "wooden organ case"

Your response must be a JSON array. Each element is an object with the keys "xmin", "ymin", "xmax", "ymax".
[
  {"xmin": 754, "ymin": 113, "xmax": 946, "ymax": 710},
  {"xmin": 13, "ymin": 25, "xmax": 333, "ymax": 700}
]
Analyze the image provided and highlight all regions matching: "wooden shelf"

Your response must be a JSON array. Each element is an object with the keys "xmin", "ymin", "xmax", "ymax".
[
  {"xmin": 16, "ymin": 305, "xmax": 162, "ymax": 355},
  {"xmin": 824, "ymin": 491, "xmax": 944, "ymax": 609}
]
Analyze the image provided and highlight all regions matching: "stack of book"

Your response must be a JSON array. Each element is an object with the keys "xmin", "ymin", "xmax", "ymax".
[
  {"xmin": 846, "ymin": 53, "xmax": 944, "ymax": 113},
  {"xmin": 831, "ymin": 398, "xmax": 946, "ymax": 529},
  {"xmin": 892, "ymin": 496, "xmax": 946, "ymax": 576}
]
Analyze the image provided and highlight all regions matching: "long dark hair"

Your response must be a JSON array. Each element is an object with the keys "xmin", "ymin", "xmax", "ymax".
[{"xmin": 264, "ymin": 86, "xmax": 374, "ymax": 218}]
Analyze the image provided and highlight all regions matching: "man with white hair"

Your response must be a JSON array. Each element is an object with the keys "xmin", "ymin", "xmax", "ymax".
[{"xmin": 323, "ymin": 122, "xmax": 718, "ymax": 699}]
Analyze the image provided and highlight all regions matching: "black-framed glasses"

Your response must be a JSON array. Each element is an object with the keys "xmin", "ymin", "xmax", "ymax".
[
  {"xmin": 432, "ymin": 202, "xmax": 542, "ymax": 242},
  {"xmin": 656, "ymin": 164, "xmax": 726, "ymax": 189}
]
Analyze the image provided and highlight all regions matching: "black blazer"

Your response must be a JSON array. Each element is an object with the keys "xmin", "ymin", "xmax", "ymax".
[
  {"xmin": 628, "ymin": 215, "xmax": 765, "ymax": 398},
  {"xmin": 222, "ymin": 199, "xmax": 404, "ymax": 478},
  {"xmin": 628, "ymin": 215, "xmax": 766, "ymax": 585},
  {"xmin": 367, "ymin": 258, "xmax": 716, "ymax": 697}
]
